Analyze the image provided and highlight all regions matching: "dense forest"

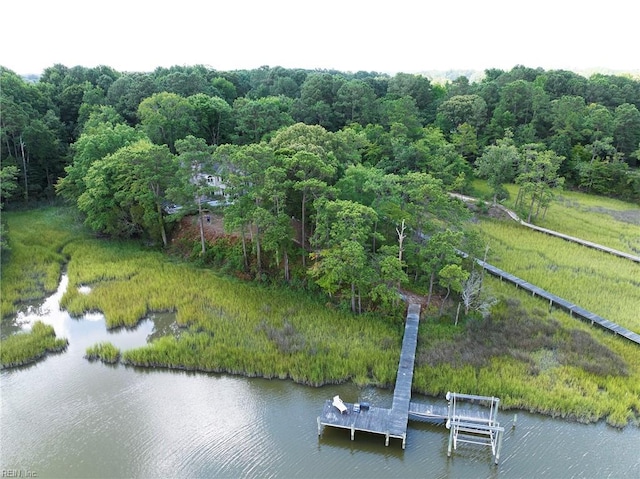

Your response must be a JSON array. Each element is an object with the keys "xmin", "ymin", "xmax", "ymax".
[{"xmin": 2, "ymin": 64, "xmax": 639, "ymax": 313}]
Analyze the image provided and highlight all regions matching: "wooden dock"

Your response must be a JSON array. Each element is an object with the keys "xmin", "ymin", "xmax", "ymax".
[
  {"xmin": 318, "ymin": 304, "xmax": 507, "ymax": 462},
  {"xmin": 318, "ymin": 304, "xmax": 421, "ymax": 448}
]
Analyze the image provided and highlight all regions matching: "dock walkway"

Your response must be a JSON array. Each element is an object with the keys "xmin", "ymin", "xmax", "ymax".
[
  {"xmin": 317, "ymin": 304, "xmax": 421, "ymax": 448},
  {"xmin": 475, "ymin": 257, "xmax": 640, "ymax": 345},
  {"xmin": 317, "ymin": 304, "xmax": 507, "ymax": 462}
]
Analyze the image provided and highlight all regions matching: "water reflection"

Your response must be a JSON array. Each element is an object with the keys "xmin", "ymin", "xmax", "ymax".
[{"xmin": 3, "ymin": 274, "xmax": 180, "ymax": 353}]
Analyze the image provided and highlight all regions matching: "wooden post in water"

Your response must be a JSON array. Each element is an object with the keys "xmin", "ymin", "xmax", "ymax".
[{"xmin": 512, "ymin": 414, "xmax": 517, "ymax": 429}]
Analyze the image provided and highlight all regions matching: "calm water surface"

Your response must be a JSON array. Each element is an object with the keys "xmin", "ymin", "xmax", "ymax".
[{"xmin": 1, "ymin": 276, "xmax": 638, "ymax": 478}]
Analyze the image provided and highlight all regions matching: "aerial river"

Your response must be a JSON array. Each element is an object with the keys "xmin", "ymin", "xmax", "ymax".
[{"xmin": 1, "ymin": 275, "xmax": 638, "ymax": 478}]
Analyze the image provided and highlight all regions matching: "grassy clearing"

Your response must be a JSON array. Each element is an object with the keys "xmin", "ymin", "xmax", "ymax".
[
  {"xmin": 544, "ymin": 191, "xmax": 640, "ymax": 255},
  {"xmin": 85, "ymin": 342, "xmax": 121, "ymax": 363},
  {"xmin": 471, "ymin": 180, "xmax": 640, "ymax": 255},
  {"xmin": 0, "ymin": 321, "xmax": 68, "ymax": 369},
  {"xmin": 475, "ymin": 219, "xmax": 640, "ymax": 332}
]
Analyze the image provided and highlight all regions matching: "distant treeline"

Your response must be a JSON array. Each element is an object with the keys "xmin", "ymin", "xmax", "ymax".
[{"xmin": 1, "ymin": 63, "xmax": 639, "ymax": 204}]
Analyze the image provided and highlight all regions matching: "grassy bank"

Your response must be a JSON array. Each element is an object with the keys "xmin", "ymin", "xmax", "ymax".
[
  {"xmin": 472, "ymin": 181, "xmax": 640, "ymax": 255},
  {"xmin": 539, "ymin": 191, "xmax": 640, "ymax": 255},
  {"xmin": 1, "ymin": 207, "xmax": 85, "ymax": 317},
  {"xmin": 0, "ymin": 321, "xmax": 68, "ymax": 369},
  {"xmin": 414, "ymin": 283, "xmax": 640, "ymax": 427},
  {"xmin": 2, "ymin": 207, "xmax": 639, "ymax": 426},
  {"xmin": 475, "ymin": 218, "xmax": 640, "ymax": 332}
]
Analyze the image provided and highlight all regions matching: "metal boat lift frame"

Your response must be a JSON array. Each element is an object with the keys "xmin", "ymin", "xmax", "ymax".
[{"xmin": 445, "ymin": 391, "xmax": 505, "ymax": 464}]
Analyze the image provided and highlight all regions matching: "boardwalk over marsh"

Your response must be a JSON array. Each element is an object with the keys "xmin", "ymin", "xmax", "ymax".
[
  {"xmin": 475, "ymin": 257, "xmax": 640, "ymax": 346},
  {"xmin": 450, "ymin": 193, "xmax": 640, "ymax": 264}
]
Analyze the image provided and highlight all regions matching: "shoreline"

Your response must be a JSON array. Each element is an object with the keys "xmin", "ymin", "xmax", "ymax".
[
  {"xmin": 111, "ymin": 357, "xmax": 638, "ymax": 429},
  {"xmin": 0, "ymin": 342, "xmax": 68, "ymax": 370}
]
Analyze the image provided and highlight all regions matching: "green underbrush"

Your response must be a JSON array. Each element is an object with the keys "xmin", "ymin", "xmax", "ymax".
[
  {"xmin": 85, "ymin": 341, "xmax": 121, "ymax": 363},
  {"xmin": 1, "ymin": 207, "xmax": 85, "ymax": 317},
  {"xmin": 0, "ymin": 321, "xmax": 68, "ymax": 368}
]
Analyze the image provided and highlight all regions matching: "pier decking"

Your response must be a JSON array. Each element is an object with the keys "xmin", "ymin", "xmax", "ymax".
[
  {"xmin": 318, "ymin": 304, "xmax": 420, "ymax": 448},
  {"xmin": 475, "ymin": 257, "xmax": 640, "ymax": 345},
  {"xmin": 318, "ymin": 304, "xmax": 506, "ymax": 462}
]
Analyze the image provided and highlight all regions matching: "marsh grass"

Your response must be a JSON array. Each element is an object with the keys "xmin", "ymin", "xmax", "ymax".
[
  {"xmin": 85, "ymin": 341, "xmax": 121, "ymax": 363},
  {"xmin": 0, "ymin": 321, "xmax": 68, "ymax": 368},
  {"xmin": 415, "ymin": 286, "xmax": 640, "ymax": 427},
  {"xmin": 417, "ymin": 299, "xmax": 628, "ymax": 377},
  {"xmin": 472, "ymin": 181, "xmax": 640, "ymax": 255},
  {"xmin": 1, "ymin": 208, "xmax": 85, "ymax": 317},
  {"xmin": 0, "ymin": 210, "xmax": 404, "ymax": 387},
  {"xmin": 476, "ymin": 219, "xmax": 640, "ymax": 332},
  {"xmin": 4, "ymin": 206, "xmax": 640, "ymax": 426},
  {"xmin": 542, "ymin": 191, "xmax": 640, "ymax": 254}
]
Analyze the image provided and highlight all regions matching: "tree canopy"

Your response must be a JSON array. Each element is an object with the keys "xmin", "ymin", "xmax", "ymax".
[{"xmin": 2, "ymin": 62, "xmax": 640, "ymax": 314}]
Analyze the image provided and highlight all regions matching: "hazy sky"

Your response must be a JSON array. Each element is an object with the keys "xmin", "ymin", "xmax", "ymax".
[{"xmin": 4, "ymin": 0, "xmax": 639, "ymax": 75}]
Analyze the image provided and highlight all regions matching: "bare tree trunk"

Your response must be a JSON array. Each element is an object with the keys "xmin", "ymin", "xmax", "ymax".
[
  {"xmin": 157, "ymin": 202, "xmax": 168, "ymax": 247},
  {"xmin": 197, "ymin": 200, "xmax": 206, "ymax": 254},
  {"xmin": 439, "ymin": 287, "xmax": 450, "ymax": 315},
  {"xmin": 351, "ymin": 282, "xmax": 356, "ymax": 313},
  {"xmin": 19, "ymin": 135, "xmax": 28, "ymax": 202},
  {"xmin": 515, "ymin": 186, "xmax": 523, "ymax": 209},
  {"xmin": 255, "ymin": 224, "xmax": 262, "ymax": 278},
  {"xmin": 283, "ymin": 250, "xmax": 290, "ymax": 282},
  {"xmin": 396, "ymin": 219, "xmax": 406, "ymax": 262},
  {"xmin": 240, "ymin": 225, "xmax": 248, "ymax": 271},
  {"xmin": 527, "ymin": 194, "xmax": 536, "ymax": 223},
  {"xmin": 427, "ymin": 272, "xmax": 435, "ymax": 307}
]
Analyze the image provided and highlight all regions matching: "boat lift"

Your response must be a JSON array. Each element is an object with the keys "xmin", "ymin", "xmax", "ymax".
[{"xmin": 445, "ymin": 391, "xmax": 505, "ymax": 464}]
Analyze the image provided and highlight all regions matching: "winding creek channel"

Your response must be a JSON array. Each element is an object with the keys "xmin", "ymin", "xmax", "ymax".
[{"xmin": 1, "ymin": 275, "xmax": 639, "ymax": 478}]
